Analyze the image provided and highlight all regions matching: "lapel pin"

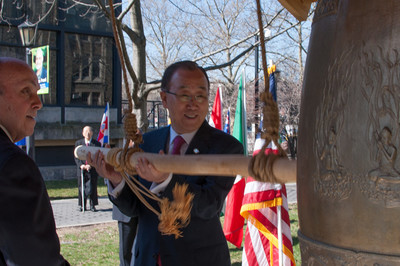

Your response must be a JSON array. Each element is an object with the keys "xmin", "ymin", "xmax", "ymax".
[{"xmin": 193, "ymin": 148, "xmax": 200, "ymax": 154}]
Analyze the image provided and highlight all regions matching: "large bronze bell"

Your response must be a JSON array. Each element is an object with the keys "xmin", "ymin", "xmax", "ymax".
[{"xmin": 298, "ymin": 0, "xmax": 400, "ymax": 263}]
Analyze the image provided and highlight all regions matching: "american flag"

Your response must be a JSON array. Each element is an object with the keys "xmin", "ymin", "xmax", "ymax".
[{"xmin": 240, "ymin": 138, "xmax": 295, "ymax": 266}]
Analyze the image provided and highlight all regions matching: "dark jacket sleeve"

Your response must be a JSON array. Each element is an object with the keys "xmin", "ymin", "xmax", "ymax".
[
  {"xmin": 0, "ymin": 151, "xmax": 69, "ymax": 265},
  {"xmin": 74, "ymin": 139, "xmax": 84, "ymax": 177}
]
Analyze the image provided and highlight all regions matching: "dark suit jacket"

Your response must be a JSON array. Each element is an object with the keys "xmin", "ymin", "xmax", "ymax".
[
  {"xmin": 74, "ymin": 138, "xmax": 101, "ymax": 177},
  {"xmin": 112, "ymin": 204, "xmax": 132, "ymax": 223},
  {"xmin": 0, "ymin": 128, "xmax": 69, "ymax": 265},
  {"xmin": 112, "ymin": 121, "xmax": 244, "ymax": 266}
]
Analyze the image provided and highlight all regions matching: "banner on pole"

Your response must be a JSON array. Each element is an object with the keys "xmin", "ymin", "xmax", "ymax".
[{"xmin": 31, "ymin": 45, "xmax": 50, "ymax": 95}]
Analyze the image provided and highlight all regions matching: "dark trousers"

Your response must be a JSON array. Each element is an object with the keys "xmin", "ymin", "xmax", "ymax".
[
  {"xmin": 78, "ymin": 170, "xmax": 98, "ymax": 208},
  {"xmin": 118, "ymin": 217, "xmax": 138, "ymax": 266}
]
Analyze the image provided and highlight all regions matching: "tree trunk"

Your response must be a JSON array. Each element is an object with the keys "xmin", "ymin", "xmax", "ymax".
[
  {"xmin": 129, "ymin": 1, "xmax": 149, "ymax": 132},
  {"xmin": 133, "ymin": 94, "xmax": 150, "ymax": 132}
]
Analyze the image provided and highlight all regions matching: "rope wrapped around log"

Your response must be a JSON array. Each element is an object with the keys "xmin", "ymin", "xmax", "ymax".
[{"xmin": 74, "ymin": 146, "xmax": 296, "ymax": 184}]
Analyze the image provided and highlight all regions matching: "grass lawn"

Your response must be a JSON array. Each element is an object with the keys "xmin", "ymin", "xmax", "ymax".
[
  {"xmin": 58, "ymin": 223, "xmax": 120, "ymax": 265},
  {"xmin": 45, "ymin": 177, "xmax": 109, "ymax": 200},
  {"xmin": 47, "ymin": 179, "xmax": 301, "ymax": 265}
]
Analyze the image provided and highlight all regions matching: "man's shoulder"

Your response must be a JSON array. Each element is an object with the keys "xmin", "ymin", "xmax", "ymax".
[
  {"xmin": 203, "ymin": 123, "xmax": 241, "ymax": 143},
  {"xmin": 195, "ymin": 123, "xmax": 244, "ymax": 154},
  {"xmin": 0, "ymin": 137, "xmax": 33, "ymax": 170},
  {"xmin": 140, "ymin": 127, "xmax": 169, "ymax": 153},
  {"xmin": 75, "ymin": 138, "xmax": 84, "ymax": 146},
  {"xmin": 143, "ymin": 126, "xmax": 169, "ymax": 139},
  {"xmin": 0, "ymin": 133, "xmax": 23, "ymax": 155},
  {"xmin": 210, "ymin": 128, "xmax": 242, "ymax": 146},
  {"xmin": 92, "ymin": 139, "xmax": 101, "ymax": 146}
]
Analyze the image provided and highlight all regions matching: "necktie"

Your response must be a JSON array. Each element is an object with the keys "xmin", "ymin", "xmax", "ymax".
[
  {"xmin": 171, "ymin": 135, "xmax": 185, "ymax": 155},
  {"xmin": 85, "ymin": 142, "xmax": 88, "ymax": 164},
  {"xmin": 157, "ymin": 135, "xmax": 185, "ymax": 265}
]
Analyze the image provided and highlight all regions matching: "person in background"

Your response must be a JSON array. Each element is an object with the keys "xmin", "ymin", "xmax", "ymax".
[
  {"xmin": 35, "ymin": 47, "xmax": 47, "ymax": 83},
  {"xmin": 281, "ymin": 140, "xmax": 289, "ymax": 154},
  {"xmin": 0, "ymin": 57, "xmax": 69, "ymax": 265},
  {"xmin": 74, "ymin": 126, "xmax": 101, "ymax": 211},
  {"xmin": 89, "ymin": 60, "xmax": 243, "ymax": 266}
]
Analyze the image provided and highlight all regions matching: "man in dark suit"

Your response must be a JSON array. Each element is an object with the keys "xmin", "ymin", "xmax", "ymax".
[
  {"xmin": 112, "ymin": 205, "xmax": 138, "ymax": 266},
  {"xmin": 75, "ymin": 126, "xmax": 101, "ymax": 211},
  {"xmin": 0, "ymin": 57, "xmax": 69, "ymax": 265},
  {"xmin": 89, "ymin": 61, "xmax": 243, "ymax": 266}
]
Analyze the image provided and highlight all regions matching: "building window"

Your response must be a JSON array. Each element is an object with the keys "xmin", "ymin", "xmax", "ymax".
[{"xmin": 65, "ymin": 33, "xmax": 113, "ymax": 106}]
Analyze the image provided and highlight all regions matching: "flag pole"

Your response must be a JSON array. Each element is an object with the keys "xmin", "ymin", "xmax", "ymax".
[
  {"xmin": 270, "ymin": 58, "xmax": 283, "ymax": 265},
  {"xmin": 219, "ymin": 87, "xmax": 223, "ymax": 128},
  {"xmin": 278, "ymin": 204, "xmax": 283, "ymax": 266},
  {"xmin": 242, "ymin": 68, "xmax": 248, "ymax": 156},
  {"xmin": 106, "ymin": 102, "xmax": 110, "ymax": 146}
]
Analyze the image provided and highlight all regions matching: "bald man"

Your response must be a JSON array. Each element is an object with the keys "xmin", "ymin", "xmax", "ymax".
[
  {"xmin": 0, "ymin": 57, "xmax": 69, "ymax": 265},
  {"xmin": 74, "ymin": 126, "xmax": 101, "ymax": 211}
]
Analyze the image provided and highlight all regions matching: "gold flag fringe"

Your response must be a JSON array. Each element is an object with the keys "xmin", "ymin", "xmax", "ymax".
[{"xmin": 158, "ymin": 184, "xmax": 194, "ymax": 239}]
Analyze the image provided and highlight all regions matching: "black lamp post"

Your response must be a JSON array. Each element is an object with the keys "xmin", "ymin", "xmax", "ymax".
[
  {"xmin": 254, "ymin": 29, "xmax": 271, "ymax": 135},
  {"xmin": 18, "ymin": 20, "xmax": 38, "ymax": 160},
  {"xmin": 18, "ymin": 21, "xmax": 37, "ymax": 47}
]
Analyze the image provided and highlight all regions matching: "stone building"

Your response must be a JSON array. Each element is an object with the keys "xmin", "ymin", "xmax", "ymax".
[{"xmin": 0, "ymin": 1, "xmax": 125, "ymax": 179}]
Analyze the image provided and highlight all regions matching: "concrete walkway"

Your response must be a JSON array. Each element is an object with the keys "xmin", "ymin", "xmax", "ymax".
[
  {"xmin": 51, "ymin": 183, "xmax": 297, "ymax": 228},
  {"xmin": 52, "ymin": 196, "xmax": 114, "ymax": 228}
]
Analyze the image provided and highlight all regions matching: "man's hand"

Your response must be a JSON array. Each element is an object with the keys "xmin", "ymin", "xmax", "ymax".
[
  {"xmin": 281, "ymin": 141, "xmax": 289, "ymax": 153},
  {"xmin": 135, "ymin": 150, "xmax": 169, "ymax": 184},
  {"xmin": 87, "ymin": 150, "xmax": 122, "ymax": 187},
  {"xmin": 80, "ymin": 164, "xmax": 91, "ymax": 171}
]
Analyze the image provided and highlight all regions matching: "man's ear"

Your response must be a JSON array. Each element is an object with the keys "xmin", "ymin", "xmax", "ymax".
[{"xmin": 160, "ymin": 91, "xmax": 168, "ymax": 108}]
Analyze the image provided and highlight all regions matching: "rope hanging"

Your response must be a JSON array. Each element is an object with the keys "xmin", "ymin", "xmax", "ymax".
[
  {"xmin": 249, "ymin": 0, "xmax": 288, "ymax": 184},
  {"xmin": 106, "ymin": 0, "xmax": 193, "ymax": 238}
]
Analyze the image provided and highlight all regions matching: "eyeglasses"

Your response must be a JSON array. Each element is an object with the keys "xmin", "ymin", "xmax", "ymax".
[{"xmin": 164, "ymin": 91, "xmax": 208, "ymax": 103}]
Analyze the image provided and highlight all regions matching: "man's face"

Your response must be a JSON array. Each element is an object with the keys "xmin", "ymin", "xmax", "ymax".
[
  {"xmin": 0, "ymin": 61, "xmax": 42, "ymax": 142},
  {"xmin": 161, "ymin": 68, "xmax": 209, "ymax": 134},
  {"xmin": 35, "ymin": 49, "xmax": 43, "ymax": 70},
  {"xmin": 82, "ymin": 127, "xmax": 93, "ymax": 141}
]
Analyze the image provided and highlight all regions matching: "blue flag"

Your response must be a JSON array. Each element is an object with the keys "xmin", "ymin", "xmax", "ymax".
[
  {"xmin": 224, "ymin": 109, "xmax": 231, "ymax": 134},
  {"xmin": 15, "ymin": 137, "xmax": 26, "ymax": 146},
  {"xmin": 269, "ymin": 70, "xmax": 277, "ymax": 102}
]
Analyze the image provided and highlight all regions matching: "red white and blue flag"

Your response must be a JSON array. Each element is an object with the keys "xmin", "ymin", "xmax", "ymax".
[
  {"xmin": 240, "ymin": 139, "xmax": 295, "ymax": 265},
  {"xmin": 97, "ymin": 102, "xmax": 109, "ymax": 146},
  {"xmin": 240, "ymin": 64, "xmax": 294, "ymax": 265}
]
